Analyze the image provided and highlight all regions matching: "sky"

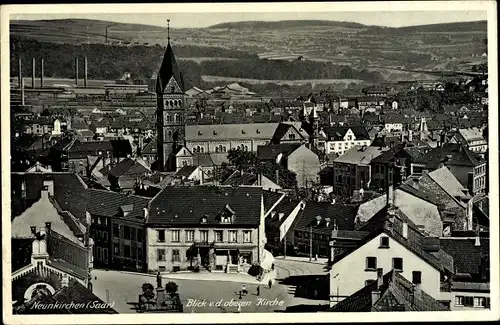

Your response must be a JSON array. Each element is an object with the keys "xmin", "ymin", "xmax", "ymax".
[{"xmin": 11, "ymin": 10, "xmax": 488, "ymax": 29}]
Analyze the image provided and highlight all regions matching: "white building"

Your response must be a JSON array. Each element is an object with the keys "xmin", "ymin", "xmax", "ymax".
[{"xmin": 323, "ymin": 126, "xmax": 371, "ymax": 156}]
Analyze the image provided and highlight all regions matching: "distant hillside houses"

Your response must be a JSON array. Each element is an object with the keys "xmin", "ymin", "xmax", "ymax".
[{"xmin": 185, "ymin": 83, "xmax": 257, "ymax": 99}]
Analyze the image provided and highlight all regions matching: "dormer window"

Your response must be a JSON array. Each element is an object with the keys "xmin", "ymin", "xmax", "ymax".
[
  {"xmin": 289, "ymin": 133, "xmax": 296, "ymax": 140},
  {"xmin": 120, "ymin": 204, "xmax": 134, "ymax": 217},
  {"xmin": 171, "ymin": 86, "xmax": 175, "ymax": 93},
  {"xmin": 213, "ymin": 130, "xmax": 217, "ymax": 135},
  {"xmin": 241, "ymin": 130, "xmax": 246, "ymax": 134},
  {"xmin": 256, "ymin": 129, "xmax": 260, "ymax": 134},
  {"xmin": 201, "ymin": 215, "xmax": 208, "ymax": 224}
]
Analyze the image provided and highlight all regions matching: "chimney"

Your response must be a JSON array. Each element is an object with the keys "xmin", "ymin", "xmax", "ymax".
[
  {"xmin": 402, "ymin": 222, "xmax": 408, "ymax": 239},
  {"xmin": 18, "ymin": 58, "xmax": 22, "ymax": 87},
  {"xmin": 40, "ymin": 58, "xmax": 44, "ymax": 88},
  {"xmin": 43, "ymin": 180, "xmax": 54, "ymax": 197},
  {"xmin": 475, "ymin": 230, "xmax": 481, "ymax": 247},
  {"xmin": 45, "ymin": 222, "xmax": 52, "ymax": 233},
  {"xmin": 376, "ymin": 268, "xmax": 384, "ymax": 288},
  {"xmin": 325, "ymin": 217, "xmax": 331, "ymax": 228},
  {"xmin": 31, "ymin": 57, "xmax": 36, "ymax": 89},
  {"xmin": 84, "ymin": 57, "xmax": 88, "ymax": 87},
  {"xmin": 278, "ymin": 213, "xmax": 284, "ymax": 220},
  {"xmin": 75, "ymin": 57, "xmax": 79, "ymax": 85},
  {"xmin": 408, "ymin": 129, "xmax": 413, "ymax": 142},
  {"xmin": 412, "ymin": 271, "xmax": 422, "ymax": 302},
  {"xmin": 271, "ymin": 211, "xmax": 276, "ymax": 219},
  {"xmin": 143, "ymin": 207, "xmax": 149, "ymax": 219},
  {"xmin": 371, "ymin": 290, "xmax": 381, "ymax": 307},
  {"xmin": 386, "ymin": 166, "xmax": 394, "ymax": 207}
]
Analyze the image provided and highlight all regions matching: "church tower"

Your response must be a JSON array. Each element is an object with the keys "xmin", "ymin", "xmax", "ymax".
[{"xmin": 156, "ymin": 20, "xmax": 185, "ymax": 172}]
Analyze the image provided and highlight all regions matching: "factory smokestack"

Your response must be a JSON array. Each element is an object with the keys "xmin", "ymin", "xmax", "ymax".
[
  {"xmin": 84, "ymin": 57, "xmax": 88, "ymax": 87},
  {"xmin": 31, "ymin": 58, "xmax": 36, "ymax": 89},
  {"xmin": 18, "ymin": 58, "xmax": 22, "ymax": 88},
  {"xmin": 40, "ymin": 58, "xmax": 44, "ymax": 88},
  {"xmin": 75, "ymin": 57, "xmax": 79, "ymax": 86}
]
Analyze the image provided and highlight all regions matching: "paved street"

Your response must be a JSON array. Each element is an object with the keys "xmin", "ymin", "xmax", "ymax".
[{"xmin": 91, "ymin": 258, "xmax": 329, "ymax": 313}]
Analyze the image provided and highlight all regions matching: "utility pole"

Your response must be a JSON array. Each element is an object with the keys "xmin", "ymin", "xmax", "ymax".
[{"xmin": 309, "ymin": 225, "xmax": 313, "ymax": 262}]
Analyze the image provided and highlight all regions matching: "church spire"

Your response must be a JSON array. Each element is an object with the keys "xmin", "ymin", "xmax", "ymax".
[{"xmin": 167, "ymin": 19, "xmax": 171, "ymax": 43}]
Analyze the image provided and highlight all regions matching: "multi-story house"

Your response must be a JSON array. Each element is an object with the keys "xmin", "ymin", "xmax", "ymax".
[
  {"xmin": 107, "ymin": 157, "xmax": 151, "ymax": 193},
  {"xmin": 332, "ymin": 145, "xmax": 387, "ymax": 197},
  {"xmin": 440, "ymin": 235, "xmax": 490, "ymax": 310},
  {"xmin": 357, "ymin": 96, "xmax": 385, "ymax": 111},
  {"xmin": 146, "ymin": 186, "xmax": 266, "ymax": 273},
  {"xmin": 323, "ymin": 126, "xmax": 372, "ymax": 156},
  {"xmin": 382, "ymin": 114, "xmax": 405, "ymax": 134},
  {"xmin": 452, "ymin": 127, "xmax": 488, "ymax": 155},
  {"xmin": 329, "ymin": 205, "xmax": 454, "ymax": 307},
  {"xmin": 370, "ymin": 144, "xmax": 426, "ymax": 190},
  {"xmin": 419, "ymin": 143, "xmax": 487, "ymax": 195},
  {"xmin": 257, "ymin": 143, "xmax": 321, "ymax": 188},
  {"xmin": 86, "ymin": 189, "xmax": 150, "ymax": 272}
]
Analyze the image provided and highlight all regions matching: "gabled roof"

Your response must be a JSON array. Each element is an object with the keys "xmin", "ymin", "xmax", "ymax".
[
  {"xmin": 257, "ymin": 143, "xmax": 301, "ymax": 161},
  {"xmin": 291, "ymin": 201, "xmax": 359, "ymax": 235},
  {"xmin": 147, "ymin": 186, "xmax": 263, "ymax": 226},
  {"xmin": 86, "ymin": 189, "xmax": 150, "ymax": 220},
  {"xmin": 156, "ymin": 42, "xmax": 184, "ymax": 93},
  {"xmin": 108, "ymin": 157, "xmax": 151, "ymax": 178},
  {"xmin": 331, "ymin": 270, "xmax": 449, "ymax": 312},
  {"xmin": 398, "ymin": 183, "xmax": 441, "ymax": 206},
  {"xmin": 323, "ymin": 125, "xmax": 370, "ymax": 141},
  {"xmin": 174, "ymin": 165, "xmax": 198, "ymax": 178},
  {"xmin": 334, "ymin": 206, "xmax": 453, "ymax": 273},
  {"xmin": 423, "ymin": 143, "xmax": 484, "ymax": 169},
  {"xmin": 428, "ymin": 167, "xmax": 469, "ymax": 199},
  {"xmin": 440, "ymin": 237, "xmax": 489, "ymax": 276},
  {"xmin": 141, "ymin": 138, "xmax": 157, "ymax": 155},
  {"xmin": 263, "ymin": 190, "xmax": 285, "ymax": 212},
  {"xmin": 222, "ymin": 171, "xmax": 258, "ymax": 186},
  {"xmin": 334, "ymin": 145, "xmax": 386, "ymax": 165},
  {"xmin": 271, "ymin": 123, "xmax": 305, "ymax": 143}
]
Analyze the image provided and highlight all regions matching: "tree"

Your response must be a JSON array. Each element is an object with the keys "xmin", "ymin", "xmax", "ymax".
[
  {"xmin": 165, "ymin": 281, "xmax": 178, "ymax": 296},
  {"xmin": 227, "ymin": 148, "xmax": 258, "ymax": 168},
  {"xmin": 141, "ymin": 283, "xmax": 155, "ymax": 301}
]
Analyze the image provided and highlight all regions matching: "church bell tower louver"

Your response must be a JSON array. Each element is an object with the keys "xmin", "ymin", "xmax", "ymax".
[{"xmin": 156, "ymin": 20, "xmax": 186, "ymax": 172}]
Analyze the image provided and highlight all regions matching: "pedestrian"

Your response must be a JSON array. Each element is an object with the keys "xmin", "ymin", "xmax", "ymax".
[
  {"xmin": 268, "ymin": 279, "xmax": 272, "ymax": 289},
  {"xmin": 242, "ymin": 284, "xmax": 247, "ymax": 295},
  {"xmin": 237, "ymin": 304, "xmax": 241, "ymax": 313},
  {"xmin": 256, "ymin": 285, "xmax": 260, "ymax": 296}
]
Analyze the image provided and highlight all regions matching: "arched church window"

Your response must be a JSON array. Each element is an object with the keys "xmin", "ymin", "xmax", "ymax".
[
  {"xmin": 167, "ymin": 130, "xmax": 172, "ymax": 137},
  {"xmin": 215, "ymin": 147, "xmax": 219, "ymax": 153},
  {"xmin": 166, "ymin": 114, "xmax": 172, "ymax": 123},
  {"xmin": 237, "ymin": 146, "xmax": 241, "ymax": 150},
  {"xmin": 219, "ymin": 145, "xmax": 223, "ymax": 152},
  {"xmin": 244, "ymin": 145, "xmax": 248, "ymax": 151},
  {"xmin": 175, "ymin": 114, "xmax": 181, "ymax": 123},
  {"xmin": 200, "ymin": 147, "xmax": 204, "ymax": 153},
  {"xmin": 223, "ymin": 146, "xmax": 227, "ymax": 153}
]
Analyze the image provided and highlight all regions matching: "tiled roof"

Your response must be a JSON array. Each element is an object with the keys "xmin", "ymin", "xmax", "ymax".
[
  {"xmin": 440, "ymin": 237, "xmax": 489, "ymax": 275},
  {"xmin": 174, "ymin": 165, "xmax": 198, "ymax": 178},
  {"xmin": 458, "ymin": 127, "xmax": 485, "ymax": 142},
  {"xmin": 263, "ymin": 190, "xmax": 285, "ymax": 212},
  {"xmin": 11, "ymin": 172, "xmax": 88, "ymax": 224},
  {"xmin": 403, "ymin": 147, "xmax": 426, "ymax": 163},
  {"xmin": 86, "ymin": 189, "xmax": 150, "ymax": 219},
  {"xmin": 11, "ymin": 193, "xmax": 84, "ymax": 246},
  {"xmin": 323, "ymin": 125, "xmax": 370, "ymax": 141},
  {"xmin": 428, "ymin": 167, "xmax": 468, "ymax": 199},
  {"xmin": 291, "ymin": 201, "xmax": 359, "ymax": 235},
  {"xmin": 108, "ymin": 158, "xmax": 150, "ymax": 178},
  {"xmin": 398, "ymin": 183, "xmax": 441, "ymax": 206},
  {"xmin": 331, "ymin": 270, "xmax": 449, "ymax": 312},
  {"xmin": 192, "ymin": 153, "xmax": 215, "ymax": 167},
  {"xmin": 423, "ymin": 143, "xmax": 484, "ymax": 169},
  {"xmin": 334, "ymin": 145, "xmax": 386, "ymax": 165},
  {"xmin": 141, "ymin": 138, "xmax": 157, "ymax": 155},
  {"xmin": 335, "ymin": 206, "xmax": 453, "ymax": 273},
  {"xmin": 147, "ymin": 186, "xmax": 263, "ymax": 226},
  {"xmin": 370, "ymin": 145, "xmax": 404, "ymax": 164},
  {"xmin": 185, "ymin": 123, "xmax": 279, "ymax": 141},
  {"xmin": 257, "ymin": 143, "xmax": 301, "ymax": 161},
  {"xmin": 222, "ymin": 171, "xmax": 257, "ymax": 186},
  {"xmin": 266, "ymin": 198, "xmax": 301, "ymax": 228}
]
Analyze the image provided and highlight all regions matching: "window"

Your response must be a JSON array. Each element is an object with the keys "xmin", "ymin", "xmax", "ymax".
[
  {"xmin": 166, "ymin": 114, "xmax": 173, "ymax": 123},
  {"xmin": 456, "ymin": 296, "xmax": 474, "ymax": 307},
  {"xmin": 124, "ymin": 226, "xmax": 131, "ymax": 240},
  {"xmin": 137, "ymin": 247, "xmax": 142, "ymax": 261},
  {"xmin": 137, "ymin": 229, "xmax": 143, "ymax": 242},
  {"xmin": 380, "ymin": 236, "xmax": 390, "ymax": 248},
  {"xmin": 103, "ymin": 231, "xmax": 108, "ymax": 241},
  {"xmin": 185, "ymin": 230, "xmax": 194, "ymax": 242},
  {"xmin": 215, "ymin": 230, "xmax": 223, "ymax": 242},
  {"xmin": 289, "ymin": 133, "xmax": 296, "ymax": 140},
  {"xmin": 365, "ymin": 279, "xmax": 376, "ymax": 286},
  {"xmin": 124, "ymin": 245, "xmax": 131, "ymax": 258},
  {"xmin": 366, "ymin": 257, "xmax": 377, "ymax": 270},
  {"xmin": 295, "ymin": 230, "xmax": 302, "ymax": 238},
  {"xmin": 229, "ymin": 230, "xmax": 238, "ymax": 242},
  {"xmin": 103, "ymin": 248, "xmax": 108, "ymax": 263},
  {"xmin": 130, "ymin": 228, "xmax": 136, "ymax": 241},
  {"xmin": 97, "ymin": 217, "xmax": 101, "ymax": 225},
  {"xmin": 157, "ymin": 229, "xmax": 165, "ymax": 242},
  {"xmin": 175, "ymin": 114, "xmax": 181, "ymax": 123},
  {"xmin": 113, "ymin": 243, "xmax": 119, "ymax": 255},
  {"xmin": 113, "ymin": 224, "xmax": 119, "ymax": 238},
  {"xmin": 131, "ymin": 246, "xmax": 136, "ymax": 259},
  {"xmin": 474, "ymin": 297, "xmax": 486, "ymax": 307},
  {"xmin": 393, "ymin": 257, "xmax": 403, "ymax": 271},
  {"xmin": 172, "ymin": 249, "xmax": 180, "ymax": 262},
  {"xmin": 200, "ymin": 230, "xmax": 209, "ymax": 242},
  {"xmin": 157, "ymin": 249, "xmax": 166, "ymax": 261},
  {"xmin": 171, "ymin": 230, "xmax": 180, "ymax": 242},
  {"xmin": 243, "ymin": 230, "xmax": 252, "ymax": 243}
]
